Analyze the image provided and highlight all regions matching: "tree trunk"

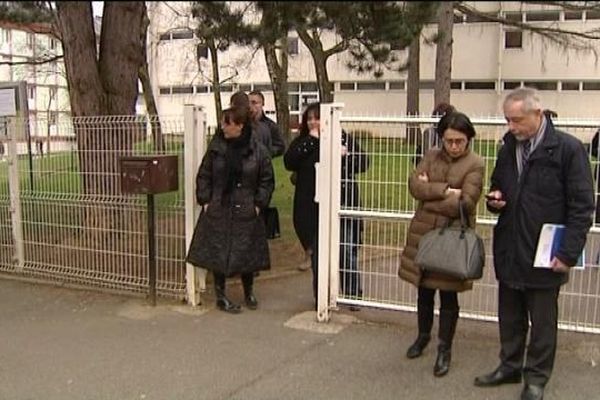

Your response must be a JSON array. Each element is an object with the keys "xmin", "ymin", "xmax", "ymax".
[
  {"xmin": 406, "ymin": 36, "xmax": 420, "ymax": 116},
  {"xmin": 296, "ymin": 28, "xmax": 336, "ymax": 103},
  {"xmin": 434, "ymin": 1, "xmax": 454, "ymax": 107},
  {"xmin": 208, "ymin": 40, "xmax": 223, "ymax": 125},
  {"xmin": 56, "ymin": 2, "xmax": 146, "ymax": 241},
  {"xmin": 264, "ymin": 37, "xmax": 290, "ymax": 144},
  {"xmin": 406, "ymin": 35, "xmax": 421, "ymax": 147},
  {"xmin": 139, "ymin": 6, "xmax": 163, "ymax": 152}
]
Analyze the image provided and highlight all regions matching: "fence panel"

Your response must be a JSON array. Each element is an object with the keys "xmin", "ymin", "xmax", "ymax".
[
  {"xmin": 0, "ymin": 121, "xmax": 13, "ymax": 272},
  {"xmin": 5, "ymin": 115, "xmax": 187, "ymax": 298},
  {"xmin": 335, "ymin": 113, "xmax": 600, "ymax": 333}
]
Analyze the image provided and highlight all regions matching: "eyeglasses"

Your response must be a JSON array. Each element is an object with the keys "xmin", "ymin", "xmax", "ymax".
[{"xmin": 442, "ymin": 138, "xmax": 467, "ymax": 146}]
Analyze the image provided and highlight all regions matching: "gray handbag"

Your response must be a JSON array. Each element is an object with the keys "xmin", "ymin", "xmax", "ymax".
[{"xmin": 414, "ymin": 199, "xmax": 485, "ymax": 280}]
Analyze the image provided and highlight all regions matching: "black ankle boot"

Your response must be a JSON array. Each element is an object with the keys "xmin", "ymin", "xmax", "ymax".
[
  {"xmin": 214, "ymin": 273, "xmax": 241, "ymax": 314},
  {"xmin": 406, "ymin": 334, "xmax": 431, "ymax": 359},
  {"xmin": 242, "ymin": 273, "xmax": 258, "ymax": 310},
  {"xmin": 433, "ymin": 343, "xmax": 451, "ymax": 377}
]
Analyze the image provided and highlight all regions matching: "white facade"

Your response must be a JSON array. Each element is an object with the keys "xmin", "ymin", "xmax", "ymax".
[
  {"xmin": 148, "ymin": 2, "xmax": 600, "ymax": 126},
  {"xmin": 0, "ymin": 22, "xmax": 69, "ymax": 141}
]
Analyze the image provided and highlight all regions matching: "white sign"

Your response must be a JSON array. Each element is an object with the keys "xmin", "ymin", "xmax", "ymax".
[{"xmin": 0, "ymin": 88, "xmax": 16, "ymax": 116}]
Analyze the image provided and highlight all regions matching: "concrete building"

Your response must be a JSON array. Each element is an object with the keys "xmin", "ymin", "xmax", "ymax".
[{"xmin": 0, "ymin": 21, "xmax": 69, "ymax": 145}]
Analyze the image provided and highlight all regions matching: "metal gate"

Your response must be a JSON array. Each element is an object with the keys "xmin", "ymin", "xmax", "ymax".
[{"xmin": 316, "ymin": 104, "xmax": 600, "ymax": 334}]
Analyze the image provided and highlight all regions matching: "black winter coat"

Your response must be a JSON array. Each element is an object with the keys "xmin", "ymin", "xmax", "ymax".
[
  {"xmin": 186, "ymin": 129, "xmax": 275, "ymax": 276},
  {"xmin": 489, "ymin": 119, "xmax": 594, "ymax": 289},
  {"xmin": 284, "ymin": 131, "xmax": 368, "ymax": 250}
]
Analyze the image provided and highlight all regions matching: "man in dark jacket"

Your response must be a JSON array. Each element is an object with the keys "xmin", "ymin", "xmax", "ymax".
[
  {"xmin": 474, "ymin": 88, "xmax": 594, "ymax": 400},
  {"xmin": 249, "ymin": 90, "xmax": 285, "ymax": 158}
]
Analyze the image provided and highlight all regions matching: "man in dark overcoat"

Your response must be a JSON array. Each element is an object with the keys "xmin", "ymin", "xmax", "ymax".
[{"xmin": 474, "ymin": 87, "xmax": 594, "ymax": 400}]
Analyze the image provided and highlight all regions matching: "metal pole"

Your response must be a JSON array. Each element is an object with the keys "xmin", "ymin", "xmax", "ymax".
[{"xmin": 147, "ymin": 193, "xmax": 157, "ymax": 306}]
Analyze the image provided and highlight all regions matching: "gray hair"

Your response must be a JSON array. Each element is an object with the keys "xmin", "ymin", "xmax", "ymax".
[{"xmin": 503, "ymin": 87, "xmax": 542, "ymax": 112}]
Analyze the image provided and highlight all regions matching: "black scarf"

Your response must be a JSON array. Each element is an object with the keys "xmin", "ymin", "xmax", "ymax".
[{"xmin": 222, "ymin": 123, "xmax": 252, "ymax": 202}]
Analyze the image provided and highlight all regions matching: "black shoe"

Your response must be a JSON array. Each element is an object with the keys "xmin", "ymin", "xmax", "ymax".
[
  {"xmin": 433, "ymin": 346, "xmax": 451, "ymax": 377},
  {"xmin": 216, "ymin": 297, "xmax": 241, "ymax": 314},
  {"xmin": 474, "ymin": 367, "xmax": 522, "ymax": 387},
  {"xmin": 521, "ymin": 384, "xmax": 544, "ymax": 400},
  {"xmin": 406, "ymin": 334, "xmax": 431, "ymax": 359},
  {"xmin": 245, "ymin": 294, "xmax": 258, "ymax": 310}
]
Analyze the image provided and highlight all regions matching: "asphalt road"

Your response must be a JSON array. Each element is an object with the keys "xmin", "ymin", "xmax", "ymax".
[{"xmin": 0, "ymin": 272, "xmax": 598, "ymax": 400}]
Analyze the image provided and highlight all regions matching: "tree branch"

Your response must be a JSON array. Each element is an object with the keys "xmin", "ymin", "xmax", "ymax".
[
  {"xmin": 0, "ymin": 54, "xmax": 63, "ymax": 66},
  {"xmin": 456, "ymin": 2, "xmax": 600, "ymax": 49}
]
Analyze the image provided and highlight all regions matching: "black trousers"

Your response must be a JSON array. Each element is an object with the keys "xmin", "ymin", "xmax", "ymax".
[{"xmin": 498, "ymin": 283, "xmax": 560, "ymax": 386}]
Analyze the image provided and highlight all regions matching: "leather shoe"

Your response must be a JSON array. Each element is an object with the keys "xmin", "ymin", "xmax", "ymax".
[
  {"xmin": 474, "ymin": 367, "xmax": 522, "ymax": 387},
  {"xmin": 521, "ymin": 384, "xmax": 544, "ymax": 400},
  {"xmin": 216, "ymin": 297, "xmax": 242, "ymax": 314},
  {"xmin": 245, "ymin": 294, "xmax": 258, "ymax": 310}
]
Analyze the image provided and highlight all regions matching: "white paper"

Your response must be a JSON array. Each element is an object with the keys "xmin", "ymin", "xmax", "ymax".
[
  {"xmin": 534, "ymin": 224, "xmax": 584, "ymax": 270},
  {"xmin": 0, "ymin": 88, "xmax": 16, "ymax": 117}
]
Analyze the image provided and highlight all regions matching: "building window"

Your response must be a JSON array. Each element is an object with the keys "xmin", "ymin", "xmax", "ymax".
[
  {"xmin": 253, "ymin": 84, "xmax": 271, "ymax": 92},
  {"xmin": 340, "ymin": 82, "xmax": 355, "ymax": 91},
  {"xmin": 159, "ymin": 33, "xmax": 171, "ymax": 41},
  {"xmin": 159, "ymin": 87, "xmax": 171, "ymax": 95},
  {"xmin": 504, "ymin": 12, "xmax": 523, "ymax": 22},
  {"xmin": 583, "ymin": 81, "xmax": 600, "ymax": 90},
  {"xmin": 453, "ymin": 12, "xmax": 465, "ymax": 24},
  {"xmin": 465, "ymin": 12, "xmax": 497, "ymax": 23},
  {"xmin": 49, "ymin": 37, "xmax": 56, "ymax": 50},
  {"xmin": 171, "ymin": 86, "xmax": 193, "ymax": 94},
  {"xmin": 357, "ymin": 81, "xmax": 386, "ymax": 91},
  {"xmin": 196, "ymin": 44, "xmax": 208, "ymax": 59},
  {"xmin": 300, "ymin": 82, "xmax": 318, "ymax": 92},
  {"xmin": 196, "ymin": 85, "xmax": 209, "ymax": 93},
  {"xmin": 526, "ymin": 12, "xmax": 560, "ymax": 22},
  {"xmin": 49, "ymin": 111, "xmax": 58, "ymax": 125},
  {"xmin": 219, "ymin": 84, "xmax": 233, "ymax": 92},
  {"xmin": 28, "ymin": 85, "xmax": 35, "ymax": 99},
  {"xmin": 171, "ymin": 30, "xmax": 194, "ymax": 40},
  {"xmin": 389, "ymin": 81, "xmax": 405, "ymax": 90},
  {"xmin": 419, "ymin": 81, "xmax": 435, "ymax": 90},
  {"xmin": 26, "ymin": 33, "xmax": 35, "ymax": 48},
  {"xmin": 465, "ymin": 81, "xmax": 495, "ymax": 90},
  {"xmin": 287, "ymin": 37, "xmax": 299, "ymax": 55},
  {"xmin": 523, "ymin": 81, "xmax": 556, "ymax": 91},
  {"xmin": 239, "ymin": 84, "xmax": 252, "ymax": 92},
  {"xmin": 586, "ymin": 10, "xmax": 600, "ymax": 20},
  {"xmin": 561, "ymin": 81, "xmax": 580, "ymax": 91},
  {"xmin": 450, "ymin": 81, "xmax": 462, "ymax": 90},
  {"xmin": 289, "ymin": 94, "xmax": 300, "ymax": 111},
  {"xmin": 564, "ymin": 11, "xmax": 583, "ymax": 21},
  {"xmin": 503, "ymin": 81, "xmax": 521, "ymax": 90},
  {"xmin": 505, "ymin": 31, "xmax": 522, "ymax": 49}
]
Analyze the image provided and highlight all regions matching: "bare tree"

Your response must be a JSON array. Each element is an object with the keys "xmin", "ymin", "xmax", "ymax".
[{"xmin": 434, "ymin": 2, "xmax": 454, "ymax": 107}]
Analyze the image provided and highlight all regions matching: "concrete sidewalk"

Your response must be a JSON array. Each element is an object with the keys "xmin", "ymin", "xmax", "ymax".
[{"xmin": 0, "ymin": 272, "xmax": 598, "ymax": 400}]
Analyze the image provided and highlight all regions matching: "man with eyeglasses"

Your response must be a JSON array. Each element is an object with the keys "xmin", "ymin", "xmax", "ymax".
[{"xmin": 475, "ymin": 87, "xmax": 594, "ymax": 400}]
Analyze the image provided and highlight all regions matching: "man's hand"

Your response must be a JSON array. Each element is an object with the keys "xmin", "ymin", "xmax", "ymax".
[
  {"xmin": 417, "ymin": 172, "xmax": 429, "ymax": 182},
  {"xmin": 486, "ymin": 190, "xmax": 506, "ymax": 210},
  {"xmin": 550, "ymin": 257, "xmax": 570, "ymax": 273},
  {"xmin": 255, "ymin": 206, "xmax": 260, "ymax": 216}
]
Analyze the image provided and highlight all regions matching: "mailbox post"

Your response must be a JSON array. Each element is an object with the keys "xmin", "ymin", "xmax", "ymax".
[{"xmin": 120, "ymin": 155, "xmax": 178, "ymax": 306}]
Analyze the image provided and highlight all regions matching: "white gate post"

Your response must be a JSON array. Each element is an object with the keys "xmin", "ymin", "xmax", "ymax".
[
  {"xmin": 315, "ymin": 103, "xmax": 344, "ymax": 322},
  {"xmin": 7, "ymin": 117, "xmax": 24, "ymax": 271},
  {"xmin": 184, "ymin": 105, "xmax": 207, "ymax": 305}
]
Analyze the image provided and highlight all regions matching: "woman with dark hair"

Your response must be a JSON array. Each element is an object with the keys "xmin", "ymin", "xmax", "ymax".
[
  {"xmin": 284, "ymin": 102, "xmax": 368, "ymax": 308},
  {"xmin": 399, "ymin": 111, "xmax": 484, "ymax": 376},
  {"xmin": 187, "ymin": 106, "xmax": 274, "ymax": 314}
]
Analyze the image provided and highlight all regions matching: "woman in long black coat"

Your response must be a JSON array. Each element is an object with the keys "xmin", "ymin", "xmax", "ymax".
[
  {"xmin": 187, "ymin": 106, "xmax": 274, "ymax": 313},
  {"xmin": 284, "ymin": 102, "xmax": 368, "ymax": 306}
]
